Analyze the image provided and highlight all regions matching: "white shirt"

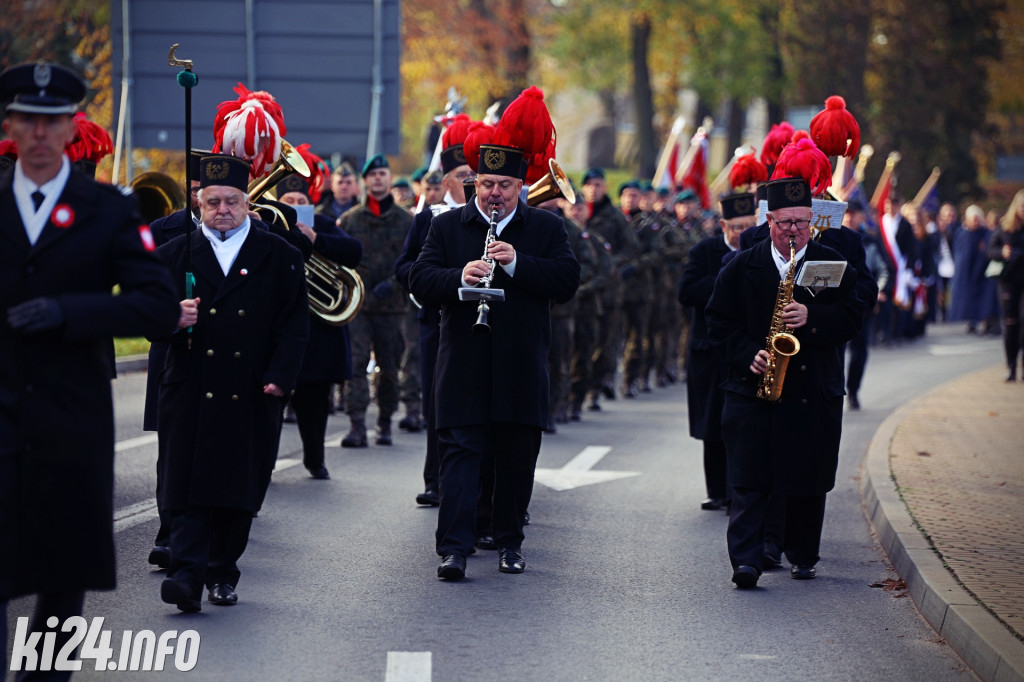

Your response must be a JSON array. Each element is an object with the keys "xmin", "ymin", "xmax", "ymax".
[
  {"xmin": 770, "ymin": 241, "xmax": 807, "ymax": 280},
  {"xmin": 201, "ymin": 218, "xmax": 251, "ymax": 275},
  {"xmin": 13, "ymin": 156, "xmax": 70, "ymax": 246}
]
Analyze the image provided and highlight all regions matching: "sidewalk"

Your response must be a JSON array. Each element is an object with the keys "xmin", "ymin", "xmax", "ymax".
[{"xmin": 863, "ymin": 364, "xmax": 1024, "ymax": 682}]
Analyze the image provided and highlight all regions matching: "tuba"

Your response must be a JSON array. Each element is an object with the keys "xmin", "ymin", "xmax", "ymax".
[
  {"xmin": 527, "ymin": 159, "xmax": 576, "ymax": 206},
  {"xmin": 249, "ymin": 140, "xmax": 364, "ymax": 326},
  {"xmin": 131, "ymin": 171, "xmax": 186, "ymax": 224}
]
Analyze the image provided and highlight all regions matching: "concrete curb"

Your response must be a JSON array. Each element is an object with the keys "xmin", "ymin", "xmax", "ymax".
[
  {"xmin": 862, "ymin": 379, "xmax": 1024, "ymax": 682},
  {"xmin": 115, "ymin": 353, "xmax": 149, "ymax": 374}
]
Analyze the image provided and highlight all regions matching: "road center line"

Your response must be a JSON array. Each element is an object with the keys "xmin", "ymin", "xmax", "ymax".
[{"xmin": 385, "ymin": 652, "xmax": 431, "ymax": 682}]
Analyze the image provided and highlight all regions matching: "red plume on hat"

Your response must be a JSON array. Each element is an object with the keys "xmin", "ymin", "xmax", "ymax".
[
  {"xmin": 809, "ymin": 95, "xmax": 860, "ymax": 158},
  {"xmin": 791, "ymin": 129, "xmax": 811, "ymax": 144},
  {"xmin": 65, "ymin": 112, "xmax": 113, "ymax": 163},
  {"xmin": 760, "ymin": 122, "xmax": 794, "ymax": 167},
  {"xmin": 212, "ymin": 83, "xmax": 287, "ymax": 179},
  {"xmin": 492, "ymin": 86, "xmax": 556, "ymax": 175},
  {"xmin": 0, "ymin": 139, "xmax": 19, "ymax": 160},
  {"xmin": 770, "ymin": 137, "xmax": 833, "ymax": 196},
  {"xmin": 525, "ymin": 138, "xmax": 556, "ymax": 185},
  {"xmin": 462, "ymin": 121, "xmax": 496, "ymax": 173},
  {"xmin": 442, "ymin": 113, "xmax": 473, "ymax": 148},
  {"xmin": 729, "ymin": 153, "xmax": 768, "ymax": 190},
  {"xmin": 293, "ymin": 143, "xmax": 329, "ymax": 205}
]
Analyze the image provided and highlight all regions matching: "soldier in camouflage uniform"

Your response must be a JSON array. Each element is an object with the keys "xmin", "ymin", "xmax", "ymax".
[
  {"xmin": 337, "ymin": 155, "xmax": 413, "ymax": 446},
  {"xmin": 621, "ymin": 181, "xmax": 657, "ymax": 396},
  {"xmin": 580, "ymin": 168, "xmax": 639, "ymax": 411},
  {"xmin": 667, "ymin": 189, "xmax": 704, "ymax": 381}
]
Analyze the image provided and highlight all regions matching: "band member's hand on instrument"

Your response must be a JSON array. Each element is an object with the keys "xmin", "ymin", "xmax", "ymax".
[
  {"xmin": 750, "ymin": 349, "xmax": 770, "ymax": 375},
  {"xmin": 486, "ymin": 240, "xmax": 515, "ymax": 266},
  {"xmin": 177, "ymin": 297, "xmax": 200, "ymax": 329},
  {"xmin": 7, "ymin": 297, "xmax": 65, "ymax": 334},
  {"xmin": 296, "ymin": 222, "xmax": 317, "ymax": 244},
  {"xmin": 263, "ymin": 383, "xmax": 285, "ymax": 397},
  {"xmin": 781, "ymin": 300, "xmax": 808, "ymax": 329},
  {"xmin": 463, "ymin": 259, "xmax": 492, "ymax": 286}
]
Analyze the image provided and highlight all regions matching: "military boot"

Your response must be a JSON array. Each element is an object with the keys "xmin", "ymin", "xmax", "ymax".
[
  {"xmin": 376, "ymin": 417, "xmax": 393, "ymax": 446},
  {"xmin": 341, "ymin": 418, "xmax": 368, "ymax": 448}
]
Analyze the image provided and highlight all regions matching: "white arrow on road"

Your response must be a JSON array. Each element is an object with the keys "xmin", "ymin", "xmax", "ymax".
[{"xmin": 534, "ymin": 445, "xmax": 640, "ymax": 491}]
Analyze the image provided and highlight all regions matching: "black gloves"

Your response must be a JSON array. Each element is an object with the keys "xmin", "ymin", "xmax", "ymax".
[
  {"xmin": 372, "ymin": 280, "xmax": 394, "ymax": 300},
  {"xmin": 7, "ymin": 297, "xmax": 65, "ymax": 334}
]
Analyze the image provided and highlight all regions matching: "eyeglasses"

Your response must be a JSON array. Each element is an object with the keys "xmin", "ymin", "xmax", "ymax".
[
  {"xmin": 455, "ymin": 171, "xmax": 475, "ymax": 181},
  {"xmin": 772, "ymin": 218, "xmax": 811, "ymax": 231}
]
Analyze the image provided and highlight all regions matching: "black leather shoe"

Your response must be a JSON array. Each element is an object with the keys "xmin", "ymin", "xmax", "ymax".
[
  {"xmin": 700, "ymin": 498, "xmax": 727, "ymax": 511},
  {"xmin": 586, "ymin": 401, "xmax": 601, "ymax": 412},
  {"xmin": 475, "ymin": 535, "xmax": 497, "ymax": 551},
  {"xmin": 498, "ymin": 548, "xmax": 525, "ymax": 574},
  {"xmin": 208, "ymin": 583, "xmax": 238, "ymax": 605},
  {"xmin": 622, "ymin": 383, "xmax": 638, "ymax": 398},
  {"xmin": 848, "ymin": 394, "xmax": 861, "ymax": 410},
  {"xmin": 1007, "ymin": 367, "xmax": 1017, "ymax": 382},
  {"xmin": 416, "ymin": 488, "xmax": 440, "ymax": 506},
  {"xmin": 732, "ymin": 565, "xmax": 759, "ymax": 589},
  {"xmin": 308, "ymin": 465, "xmax": 330, "ymax": 480},
  {"xmin": 600, "ymin": 382, "xmax": 616, "ymax": 400},
  {"xmin": 376, "ymin": 420, "xmax": 393, "ymax": 446},
  {"xmin": 763, "ymin": 541, "xmax": 783, "ymax": 569},
  {"xmin": 437, "ymin": 554, "xmax": 466, "ymax": 580},
  {"xmin": 569, "ymin": 409, "xmax": 581, "ymax": 421},
  {"xmin": 791, "ymin": 564, "xmax": 817, "ymax": 580},
  {"xmin": 161, "ymin": 579, "xmax": 201, "ymax": 613},
  {"xmin": 148, "ymin": 545, "xmax": 170, "ymax": 569}
]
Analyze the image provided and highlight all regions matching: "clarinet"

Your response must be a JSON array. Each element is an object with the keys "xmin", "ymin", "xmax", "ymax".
[{"xmin": 473, "ymin": 209, "xmax": 500, "ymax": 333}]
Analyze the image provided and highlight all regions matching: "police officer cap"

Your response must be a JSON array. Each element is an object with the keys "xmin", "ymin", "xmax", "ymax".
[
  {"xmin": 362, "ymin": 154, "xmax": 390, "ymax": 177},
  {"xmin": 765, "ymin": 177, "xmax": 812, "ymax": 210},
  {"xmin": 675, "ymin": 189, "xmax": 697, "ymax": 203},
  {"xmin": 199, "ymin": 154, "xmax": 251, "ymax": 193},
  {"xmin": 581, "ymin": 168, "xmax": 605, "ymax": 184},
  {"xmin": 0, "ymin": 62, "xmax": 86, "ymax": 115}
]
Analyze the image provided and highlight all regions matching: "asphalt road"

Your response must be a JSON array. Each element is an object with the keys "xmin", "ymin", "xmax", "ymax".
[{"xmin": 5, "ymin": 323, "xmax": 998, "ymax": 681}]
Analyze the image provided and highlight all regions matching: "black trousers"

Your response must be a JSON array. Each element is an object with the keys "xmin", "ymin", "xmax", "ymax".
[
  {"xmin": 167, "ymin": 507, "xmax": 254, "ymax": 594},
  {"xmin": 419, "ymin": 318, "xmax": 440, "ymax": 491},
  {"xmin": 702, "ymin": 439, "xmax": 728, "ymax": 500},
  {"xmin": 291, "ymin": 380, "xmax": 331, "ymax": 471},
  {"xmin": 435, "ymin": 423, "xmax": 541, "ymax": 556},
  {"xmin": 727, "ymin": 488, "xmax": 826, "ymax": 570}
]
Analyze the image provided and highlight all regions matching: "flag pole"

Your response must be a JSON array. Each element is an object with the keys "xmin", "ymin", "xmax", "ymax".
[
  {"xmin": 652, "ymin": 117, "xmax": 685, "ymax": 189},
  {"xmin": 870, "ymin": 151, "xmax": 901, "ymax": 209},
  {"xmin": 911, "ymin": 167, "xmax": 941, "ymax": 209}
]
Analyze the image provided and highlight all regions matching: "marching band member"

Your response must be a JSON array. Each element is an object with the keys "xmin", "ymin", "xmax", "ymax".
[
  {"xmin": 154, "ymin": 154, "xmax": 308, "ymax": 611},
  {"xmin": 410, "ymin": 87, "xmax": 580, "ymax": 580}
]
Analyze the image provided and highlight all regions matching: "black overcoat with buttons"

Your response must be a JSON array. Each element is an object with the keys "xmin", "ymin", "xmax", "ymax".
[
  {"xmin": 153, "ymin": 226, "xmax": 308, "ymax": 513},
  {"xmin": 0, "ymin": 168, "xmax": 179, "ymax": 599},
  {"xmin": 705, "ymin": 239, "xmax": 861, "ymax": 495},
  {"xmin": 409, "ymin": 200, "xmax": 580, "ymax": 430}
]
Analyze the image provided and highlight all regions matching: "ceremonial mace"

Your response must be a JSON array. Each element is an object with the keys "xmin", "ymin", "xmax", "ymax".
[{"xmin": 169, "ymin": 44, "xmax": 198, "ymax": 349}]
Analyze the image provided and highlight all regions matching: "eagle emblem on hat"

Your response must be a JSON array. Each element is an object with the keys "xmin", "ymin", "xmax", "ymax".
[
  {"xmin": 785, "ymin": 181, "xmax": 806, "ymax": 203},
  {"xmin": 453, "ymin": 147, "xmax": 466, "ymax": 164},
  {"xmin": 33, "ymin": 63, "xmax": 51, "ymax": 89},
  {"xmin": 735, "ymin": 197, "xmax": 753, "ymax": 215},
  {"xmin": 205, "ymin": 161, "xmax": 230, "ymax": 180},
  {"xmin": 484, "ymin": 148, "xmax": 506, "ymax": 172}
]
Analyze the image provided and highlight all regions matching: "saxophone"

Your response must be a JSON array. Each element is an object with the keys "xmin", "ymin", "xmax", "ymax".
[{"xmin": 757, "ymin": 236, "xmax": 802, "ymax": 402}]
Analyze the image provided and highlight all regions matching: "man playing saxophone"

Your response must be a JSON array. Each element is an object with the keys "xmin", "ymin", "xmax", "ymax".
[{"xmin": 705, "ymin": 177, "xmax": 862, "ymax": 589}]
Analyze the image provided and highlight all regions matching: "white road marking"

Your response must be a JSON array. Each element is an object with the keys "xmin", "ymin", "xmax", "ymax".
[
  {"xmin": 928, "ymin": 342, "xmax": 998, "ymax": 356},
  {"xmin": 385, "ymin": 652, "xmax": 431, "ymax": 682},
  {"xmin": 534, "ymin": 445, "xmax": 641, "ymax": 492},
  {"xmin": 115, "ymin": 433, "xmax": 158, "ymax": 452},
  {"xmin": 738, "ymin": 654, "xmax": 778, "ymax": 660}
]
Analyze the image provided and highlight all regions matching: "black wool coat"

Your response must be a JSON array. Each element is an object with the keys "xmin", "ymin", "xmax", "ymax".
[
  {"xmin": 409, "ymin": 201, "xmax": 580, "ymax": 430},
  {"xmin": 678, "ymin": 234, "xmax": 732, "ymax": 441},
  {"xmin": 154, "ymin": 226, "xmax": 308, "ymax": 513},
  {"xmin": 0, "ymin": 168, "xmax": 179, "ymax": 598},
  {"xmin": 705, "ymin": 239, "xmax": 862, "ymax": 495}
]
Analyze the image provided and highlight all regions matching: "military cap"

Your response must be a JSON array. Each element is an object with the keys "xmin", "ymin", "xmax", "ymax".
[
  {"xmin": 582, "ymin": 168, "xmax": 605, "ymax": 184},
  {"xmin": 411, "ymin": 166, "xmax": 428, "ymax": 182},
  {"xmin": 765, "ymin": 177, "xmax": 812, "ymax": 210},
  {"xmin": 440, "ymin": 144, "xmax": 467, "ymax": 175},
  {"xmin": 393, "ymin": 177, "xmax": 411, "ymax": 189},
  {"xmin": 639, "ymin": 180, "xmax": 655, "ymax": 193},
  {"xmin": 720, "ymin": 192, "xmax": 756, "ymax": 220},
  {"xmin": 424, "ymin": 170, "xmax": 443, "ymax": 185},
  {"xmin": 657, "ymin": 187, "xmax": 670, "ymax": 198},
  {"xmin": 675, "ymin": 189, "xmax": 697, "ymax": 203},
  {"xmin": 475, "ymin": 144, "xmax": 523, "ymax": 179},
  {"xmin": 0, "ymin": 62, "xmax": 86, "ymax": 115},
  {"xmin": 273, "ymin": 173, "xmax": 309, "ymax": 198},
  {"xmin": 199, "ymin": 154, "xmax": 251, "ymax": 192},
  {"xmin": 618, "ymin": 180, "xmax": 641, "ymax": 197},
  {"xmin": 362, "ymin": 154, "xmax": 389, "ymax": 177}
]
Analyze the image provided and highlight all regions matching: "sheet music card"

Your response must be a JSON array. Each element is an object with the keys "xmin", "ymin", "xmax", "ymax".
[{"xmin": 796, "ymin": 261, "xmax": 847, "ymax": 296}]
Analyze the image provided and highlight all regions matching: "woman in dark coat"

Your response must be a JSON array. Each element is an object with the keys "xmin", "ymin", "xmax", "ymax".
[{"xmin": 949, "ymin": 205, "xmax": 996, "ymax": 331}]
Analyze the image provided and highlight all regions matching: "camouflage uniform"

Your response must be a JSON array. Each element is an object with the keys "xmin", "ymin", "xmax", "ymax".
[
  {"xmin": 568, "ymin": 224, "xmax": 611, "ymax": 419},
  {"xmin": 584, "ymin": 196, "xmax": 638, "ymax": 409},
  {"xmin": 665, "ymin": 215, "xmax": 703, "ymax": 380},
  {"xmin": 621, "ymin": 209, "xmax": 657, "ymax": 395},
  {"xmin": 337, "ymin": 195, "xmax": 413, "ymax": 444}
]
